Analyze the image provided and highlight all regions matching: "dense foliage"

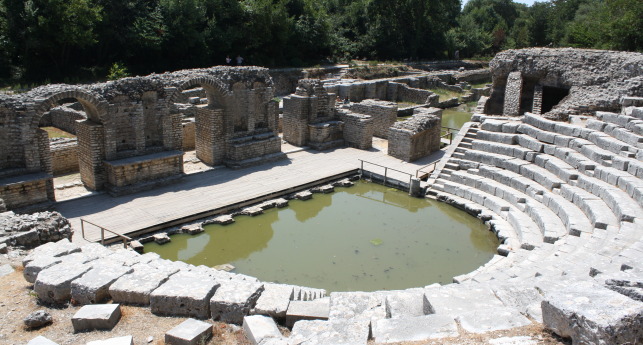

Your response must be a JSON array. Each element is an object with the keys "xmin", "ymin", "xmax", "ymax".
[{"xmin": 0, "ymin": 0, "xmax": 641, "ymax": 84}]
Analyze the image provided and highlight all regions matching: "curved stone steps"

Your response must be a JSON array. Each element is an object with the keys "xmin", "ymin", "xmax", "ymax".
[
  {"xmin": 432, "ymin": 179, "xmax": 543, "ymax": 249},
  {"xmin": 588, "ymin": 116, "xmax": 643, "ymax": 150},
  {"xmin": 443, "ymin": 168, "xmax": 567, "ymax": 243}
]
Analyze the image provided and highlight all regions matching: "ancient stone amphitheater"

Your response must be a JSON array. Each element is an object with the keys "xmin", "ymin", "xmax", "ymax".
[{"xmin": 8, "ymin": 48, "xmax": 643, "ymax": 345}]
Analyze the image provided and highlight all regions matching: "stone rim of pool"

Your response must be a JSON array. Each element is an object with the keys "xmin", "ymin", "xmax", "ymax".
[{"xmin": 144, "ymin": 178, "xmax": 501, "ymax": 292}]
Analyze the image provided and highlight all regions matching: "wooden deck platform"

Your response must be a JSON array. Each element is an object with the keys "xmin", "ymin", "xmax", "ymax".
[{"xmin": 55, "ymin": 145, "xmax": 444, "ymax": 244}]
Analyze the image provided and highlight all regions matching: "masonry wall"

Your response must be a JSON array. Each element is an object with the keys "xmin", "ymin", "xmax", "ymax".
[
  {"xmin": 387, "ymin": 111, "xmax": 441, "ymax": 162},
  {"xmin": 226, "ymin": 135, "xmax": 281, "ymax": 163},
  {"xmin": 503, "ymin": 72, "xmax": 523, "ymax": 116},
  {"xmin": 182, "ymin": 120, "xmax": 196, "ymax": 150},
  {"xmin": 104, "ymin": 151, "xmax": 183, "ymax": 189},
  {"xmin": 350, "ymin": 100, "xmax": 397, "ymax": 139},
  {"xmin": 195, "ymin": 107, "xmax": 225, "ymax": 165},
  {"xmin": 0, "ymin": 176, "xmax": 52, "ymax": 209},
  {"xmin": 339, "ymin": 112, "xmax": 374, "ymax": 150},
  {"xmin": 308, "ymin": 121, "xmax": 344, "ymax": 150},
  {"xmin": 40, "ymin": 107, "xmax": 85, "ymax": 135},
  {"xmin": 50, "ymin": 139, "xmax": 79, "ymax": 175}
]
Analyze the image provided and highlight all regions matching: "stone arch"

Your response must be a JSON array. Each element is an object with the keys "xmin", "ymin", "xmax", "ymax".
[
  {"xmin": 32, "ymin": 89, "xmax": 107, "ymax": 127},
  {"xmin": 166, "ymin": 76, "xmax": 232, "ymax": 109}
]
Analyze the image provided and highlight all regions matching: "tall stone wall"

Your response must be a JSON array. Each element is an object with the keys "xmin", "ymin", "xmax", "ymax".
[
  {"xmin": 339, "ymin": 112, "xmax": 374, "ymax": 150},
  {"xmin": 40, "ymin": 106, "xmax": 85, "ymax": 135},
  {"xmin": 387, "ymin": 108, "xmax": 442, "ymax": 162},
  {"xmin": 181, "ymin": 120, "xmax": 196, "ymax": 150},
  {"xmin": 503, "ymin": 72, "xmax": 523, "ymax": 116},
  {"xmin": 50, "ymin": 139, "xmax": 79, "ymax": 175},
  {"xmin": 349, "ymin": 100, "xmax": 397, "ymax": 139},
  {"xmin": 488, "ymin": 48, "xmax": 643, "ymax": 118}
]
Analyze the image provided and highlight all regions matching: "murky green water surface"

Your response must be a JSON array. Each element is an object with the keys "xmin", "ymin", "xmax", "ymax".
[
  {"xmin": 442, "ymin": 106, "xmax": 473, "ymax": 130},
  {"xmin": 146, "ymin": 181, "xmax": 498, "ymax": 292}
]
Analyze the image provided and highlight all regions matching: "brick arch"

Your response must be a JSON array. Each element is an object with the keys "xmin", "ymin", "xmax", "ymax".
[
  {"xmin": 31, "ymin": 89, "xmax": 107, "ymax": 128},
  {"xmin": 167, "ymin": 77, "xmax": 232, "ymax": 109}
]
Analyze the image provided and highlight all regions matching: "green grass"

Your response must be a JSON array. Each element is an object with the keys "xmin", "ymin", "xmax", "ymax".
[
  {"xmin": 429, "ymin": 88, "xmax": 463, "ymax": 101},
  {"xmin": 470, "ymin": 81, "xmax": 491, "ymax": 89},
  {"xmin": 41, "ymin": 127, "xmax": 76, "ymax": 139}
]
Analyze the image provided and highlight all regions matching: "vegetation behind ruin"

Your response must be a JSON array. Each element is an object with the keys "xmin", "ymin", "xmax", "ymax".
[{"xmin": 0, "ymin": 0, "xmax": 641, "ymax": 85}]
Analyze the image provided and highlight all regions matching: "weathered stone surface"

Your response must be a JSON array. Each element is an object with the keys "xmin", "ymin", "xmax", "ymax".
[
  {"xmin": 371, "ymin": 314, "xmax": 459, "ymax": 343},
  {"xmin": 181, "ymin": 224, "xmax": 203, "ymax": 235},
  {"xmin": 289, "ymin": 319, "xmax": 370, "ymax": 345},
  {"xmin": 27, "ymin": 336, "xmax": 59, "ymax": 345},
  {"xmin": 34, "ymin": 260, "xmax": 93, "ymax": 304},
  {"xmin": 109, "ymin": 264, "xmax": 174, "ymax": 305},
  {"xmin": 153, "ymin": 233, "xmax": 171, "ymax": 244},
  {"xmin": 0, "ymin": 242, "xmax": 7, "ymax": 254},
  {"xmin": 24, "ymin": 310, "xmax": 53, "ymax": 328},
  {"xmin": 203, "ymin": 215, "xmax": 235, "ymax": 225},
  {"xmin": 285, "ymin": 297, "xmax": 330, "ymax": 328},
  {"xmin": 424, "ymin": 284, "xmax": 503, "ymax": 317},
  {"xmin": 243, "ymin": 315, "xmax": 282, "ymax": 345},
  {"xmin": 0, "ymin": 263, "xmax": 14, "ymax": 277},
  {"xmin": 150, "ymin": 272, "xmax": 219, "ymax": 319},
  {"xmin": 210, "ymin": 280, "xmax": 264, "ymax": 324},
  {"xmin": 294, "ymin": 191, "xmax": 312, "ymax": 200},
  {"xmin": 71, "ymin": 260, "xmax": 133, "ymax": 304},
  {"xmin": 72, "ymin": 304, "xmax": 121, "ymax": 332},
  {"xmin": 86, "ymin": 336, "xmax": 133, "ymax": 345},
  {"xmin": 385, "ymin": 290, "xmax": 429, "ymax": 319},
  {"xmin": 129, "ymin": 240, "xmax": 144, "ymax": 253},
  {"xmin": 457, "ymin": 307, "xmax": 532, "ymax": 333},
  {"xmin": 165, "ymin": 318, "xmax": 213, "ymax": 345},
  {"xmin": 23, "ymin": 238, "xmax": 80, "ymax": 266},
  {"xmin": 0, "ymin": 211, "xmax": 73, "ymax": 248},
  {"xmin": 328, "ymin": 291, "xmax": 386, "ymax": 322},
  {"xmin": 241, "ymin": 206, "xmax": 264, "ymax": 216},
  {"xmin": 488, "ymin": 336, "xmax": 539, "ymax": 345},
  {"xmin": 252, "ymin": 283, "xmax": 294, "ymax": 320},
  {"xmin": 542, "ymin": 283, "xmax": 643, "ymax": 345}
]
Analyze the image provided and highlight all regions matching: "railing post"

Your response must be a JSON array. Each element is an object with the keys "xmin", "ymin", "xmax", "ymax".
[
  {"xmin": 384, "ymin": 167, "xmax": 388, "ymax": 186},
  {"xmin": 81, "ymin": 219, "xmax": 85, "ymax": 240},
  {"xmin": 101, "ymin": 228, "xmax": 105, "ymax": 245},
  {"xmin": 360, "ymin": 160, "xmax": 363, "ymax": 179}
]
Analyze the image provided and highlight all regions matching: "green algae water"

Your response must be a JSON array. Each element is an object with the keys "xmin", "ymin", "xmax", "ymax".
[
  {"xmin": 442, "ymin": 106, "xmax": 473, "ymax": 130},
  {"xmin": 146, "ymin": 181, "xmax": 498, "ymax": 292}
]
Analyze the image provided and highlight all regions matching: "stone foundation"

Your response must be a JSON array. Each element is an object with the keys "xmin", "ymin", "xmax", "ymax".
[
  {"xmin": 350, "ymin": 100, "xmax": 397, "ymax": 139},
  {"xmin": 225, "ymin": 134, "xmax": 285, "ymax": 168},
  {"xmin": 104, "ymin": 151, "xmax": 184, "ymax": 196},
  {"xmin": 387, "ymin": 108, "xmax": 441, "ymax": 162},
  {"xmin": 339, "ymin": 112, "xmax": 374, "ymax": 150},
  {"xmin": 0, "ymin": 173, "xmax": 54, "ymax": 210},
  {"xmin": 308, "ymin": 122, "xmax": 345, "ymax": 150}
]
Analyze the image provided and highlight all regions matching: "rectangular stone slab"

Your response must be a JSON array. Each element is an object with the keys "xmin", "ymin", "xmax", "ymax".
[
  {"xmin": 289, "ymin": 319, "xmax": 370, "ymax": 345},
  {"xmin": 243, "ymin": 315, "xmax": 282, "ymax": 345},
  {"xmin": 210, "ymin": 280, "xmax": 264, "ymax": 324},
  {"xmin": 72, "ymin": 304, "xmax": 121, "ymax": 332},
  {"xmin": 251, "ymin": 283, "xmax": 294, "ymax": 320},
  {"xmin": 34, "ymin": 261, "xmax": 93, "ymax": 304},
  {"xmin": 109, "ymin": 264, "xmax": 174, "ymax": 305},
  {"xmin": 371, "ymin": 314, "xmax": 458, "ymax": 343},
  {"xmin": 165, "ymin": 318, "xmax": 213, "ymax": 345},
  {"xmin": 285, "ymin": 298, "xmax": 330, "ymax": 328},
  {"xmin": 86, "ymin": 335, "xmax": 133, "ymax": 345},
  {"xmin": 150, "ymin": 272, "xmax": 219, "ymax": 319},
  {"xmin": 70, "ymin": 261, "xmax": 133, "ymax": 305}
]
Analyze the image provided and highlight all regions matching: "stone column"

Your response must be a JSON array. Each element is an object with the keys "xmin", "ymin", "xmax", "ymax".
[
  {"xmin": 282, "ymin": 96, "xmax": 310, "ymax": 146},
  {"xmin": 532, "ymin": 85, "xmax": 543, "ymax": 115},
  {"xmin": 503, "ymin": 71, "xmax": 523, "ymax": 116},
  {"xmin": 195, "ymin": 107, "xmax": 225, "ymax": 165},
  {"xmin": 76, "ymin": 119, "xmax": 106, "ymax": 191}
]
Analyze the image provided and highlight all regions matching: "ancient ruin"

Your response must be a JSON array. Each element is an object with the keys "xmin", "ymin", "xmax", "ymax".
[{"xmin": 388, "ymin": 107, "xmax": 442, "ymax": 162}]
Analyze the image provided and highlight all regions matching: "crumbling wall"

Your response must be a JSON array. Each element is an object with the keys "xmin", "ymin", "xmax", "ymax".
[
  {"xmin": 0, "ymin": 211, "xmax": 72, "ymax": 248},
  {"xmin": 50, "ymin": 138, "xmax": 79, "ymax": 175},
  {"xmin": 350, "ymin": 100, "xmax": 397, "ymax": 138},
  {"xmin": 181, "ymin": 120, "xmax": 196, "ymax": 150},
  {"xmin": 387, "ymin": 108, "xmax": 441, "ymax": 162},
  {"xmin": 339, "ymin": 112, "xmax": 374, "ymax": 150},
  {"xmin": 40, "ymin": 105, "xmax": 85, "ymax": 135},
  {"xmin": 488, "ymin": 48, "xmax": 643, "ymax": 118}
]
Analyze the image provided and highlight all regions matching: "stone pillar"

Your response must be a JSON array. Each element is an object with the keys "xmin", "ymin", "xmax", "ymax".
[
  {"xmin": 503, "ymin": 71, "xmax": 523, "ymax": 116},
  {"xmin": 196, "ymin": 107, "xmax": 225, "ymax": 165},
  {"xmin": 532, "ymin": 85, "xmax": 543, "ymax": 115},
  {"xmin": 37, "ymin": 128, "xmax": 52, "ymax": 175},
  {"xmin": 409, "ymin": 178, "xmax": 423, "ymax": 197},
  {"xmin": 282, "ymin": 96, "xmax": 310, "ymax": 146},
  {"xmin": 76, "ymin": 119, "xmax": 106, "ymax": 191}
]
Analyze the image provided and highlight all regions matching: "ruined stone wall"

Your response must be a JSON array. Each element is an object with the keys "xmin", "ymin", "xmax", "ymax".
[
  {"xmin": 0, "ymin": 211, "xmax": 72, "ymax": 247},
  {"xmin": 0, "ymin": 175, "xmax": 52, "ymax": 210},
  {"xmin": 40, "ymin": 106, "xmax": 85, "ymax": 135},
  {"xmin": 181, "ymin": 120, "xmax": 196, "ymax": 151},
  {"xmin": 350, "ymin": 100, "xmax": 397, "ymax": 138},
  {"xmin": 104, "ymin": 151, "xmax": 183, "ymax": 189},
  {"xmin": 50, "ymin": 139, "xmax": 79, "ymax": 175},
  {"xmin": 282, "ymin": 79, "xmax": 338, "ymax": 147},
  {"xmin": 308, "ymin": 122, "xmax": 345, "ymax": 150},
  {"xmin": 454, "ymin": 69, "xmax": 491, "ymax": 83},
  {"xmin": 0, "ymin": 101, "xmax": 25, "ymax": 173},
  {"xmin": 339, "ymin": 112, "xmax": 374, "ymax": 150},
  {"xmin": 225, "ymin": 135, "xmax": 281, "ymax": 166},
  {"xmin": 389, "ymin": 82, "xmax": 438, "ymax": 105},
  {"xmin": 488, "ymin": 48, "xmax": 643, "ymax": 118},
  {"xmin": 387, "ymin": 108, "xmax": 441, "ymax": 162}
]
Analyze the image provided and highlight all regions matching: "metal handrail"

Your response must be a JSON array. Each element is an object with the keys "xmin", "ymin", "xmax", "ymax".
[
  {"xmin": 358, "ymin": 159, "xmax": 413, "ymax": 192},
  {"xmin": 80, "ymin": 218, "xmax": 131, "ymax": 248},
  {"xmin": 415, "ymin": 161, "xmax": 438, "ymax": 179}
]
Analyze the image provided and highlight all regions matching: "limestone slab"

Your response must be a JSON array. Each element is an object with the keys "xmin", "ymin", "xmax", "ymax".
[
  {"xmin": 423, "ymin": 284, "xmax": 503, "ymax": 318},
  {"xmin": 371, "ymin": 314, "xmax": 458, "ymax": 343},
  {"xmin": 285, "ymin": 297, "xmax": 330, "ymax": 328},
  {"xmin": 71, "ymin": 261, "xmax": 133, "ymax": 304},
  {"xmin": 109, "ymin": 264, "xmax": 173, "ymax": 305},
  {"xmin": 252, "ymin": 283, "xmax": 294, "ymax": 319},
  {"xmin": 86, "ymin": 336, "xmax": 133, "ymax": 345},
  {"xmin": 150, "ymin": 272, "xmax": 219, "ymax": 319},
  {"xmin": 243, "ymin": 315, "xmax": 282, "ymax": 345},
  {"xmin": 289, "ymin": 319, "xmax": 369, "ymax": 345},
  {"xmin": 385, "ymin": 290, "xmax": 429, "ymax": 319},
  {"xmin": 153, "ymin": 233, "xmax": 170, "ymax": 244},
  {"xmin": 457, "ymin": 307, "xmax": 532, "ymax": 333},
  {"xmin": 328, "ymin": 291, "xmax": 386, "ymax": 321},
  {"xmin": 72, "ymin": 304, "xmax": 121, "ymax": 332},
  {"xmin": 34, "ymin": 261, "xmax": 93, "ymax": 304},
  {"xmin": 210, "ymin": 280, "xmax": 264, "ymax": 324},
  {"xmin": 27, "ymin": 336, "xmax": 59, "ymax": 345},
  {"xmin": 0, "ymin": 263, "xmax": 14, "ymax": 277},
  {"xmin": 542, "ymin": 283, "xmax": 643, "ymax": 345},
  {"xmin": 23, "ymin": 238, "xmax": 80, "ymax": 266},
  {"xmin": 165, "ymin": 318, "xmax": 213, "ymax": 345}
]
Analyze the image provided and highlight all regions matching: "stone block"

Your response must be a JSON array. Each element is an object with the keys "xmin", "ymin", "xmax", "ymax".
[
  {"xmin": 542, "ymin": 283, "xmax": 643, "ymax": 345},
  {"xmin": 86, "ymin": 336, "xmax": 133, "ymax": 345},
  {"xmin": 128, "ymin": 240, "xmax": 144, "ymax": 253},
  {"xmin": 203, "ymin": 214, "xmax": 235, "ymax": 225},
  {"xmin": 153, "ymin": 233, "xmax": 171, "ymax": 244},
  {"xmin": 0, "ymin": 242, "xmax": 7, "ymax": 254},
  {"xmin": 150, "ymin": 272, "xmax": 220, "ymax": 319},
  {"xmin": 165, "ymin": 318, "xmax": 213, "ymax": 345},
  {"xmin": 295, "ymin": 191, "xmax": 312, "ymax": 200},
  {"xmin": 182, "ymin": 224, "xmax": 203, "ymax": 235},
  {"xmin": 72, "ymin": 304, "xmax": 121, "ymax": 332},
  {"xmin": 0, "ymin": 263, "xmax": 14, "ymax": 277},
  {"xmin": 27, "ymin": 336, "xmax": 59, "ymax": 345},
  {"xmin": 210, "ymin": 280, "xmax": 264, "ymax": 324},
  {"xmin": 241, "ymin": 206, "xmax": 264, "ymax": 216},
  {"xmin": 252, "ymin": 283, "xmax": 294, "ymax": 320},
  {"xmin": 243, "ymin": 315, "xmax": 282, "ymax": 345},
  {"xmin": 457, "ymin": 307, "xmax": 532, "ymax": 333},
  {"xmin": 23, "ymin": 238, "xmax": 80, "ymax": 266},
  {"xmin": 285, "ymin": 297, "xmax": 330, "ymax": 328},
  {"xmin": 34, "ymin": 261, "xmax": 93, "ymax": 304},
  {"xmin": 71, "ymin": 261, "xmax": 134, "ymax": 304},
  {"xmin": 289, "ymin": 319, "xmax": 369, "ymax": 345},
  {"xmin": 371, "ymin": 314, "xmax": 458, "ymax": 343},
  {"xmin": 328, "ymin": 291, "xmax": 386, "ymax": 321},
  {"xmin": 385, "ymin": 290, "xmax": 429, "ymax": 319},
  {"xmin": 424, "ymin": 284, "xmax": 504, "ymax": 317},
  {"xmin": 109, "ymin": 265, "xmax": 174, "ymax": 305}
]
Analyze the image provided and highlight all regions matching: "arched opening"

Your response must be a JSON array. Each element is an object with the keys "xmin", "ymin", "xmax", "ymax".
[
  {"xmin": 171, "ymin": 78, "xmax": 229, "ymax": 172},
  {"xmin": 34, "ymin": 92, "xmax": 104, "ymax": 200},
  {"xmin": 541, "ymin": 85, "xmax": 570, "ymax": 113}
]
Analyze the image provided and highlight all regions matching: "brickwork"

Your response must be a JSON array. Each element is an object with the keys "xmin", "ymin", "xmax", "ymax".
[
  {"xmin": 308, "ymin": 121, "xmax": 345, "ymax": 150},
  {"xmin": 0, "ymin": 173, "xmax": 53, "ymax": 209},
  {"xmin": 104, "ymin": 151, "xmax": 183, "ymax": 190},
  {"xmin": 50, "ymin": 139, "xmax": 79, "ymax": 175},
  {"xmin": 40, "ymin": 106, "xmax": 85, "ymax": 134},
  {"xmin": 503, "ymin": 72, "xmax": 523, "ymax": 116},
  {"xmin": 532, "ymin": 85, "xmax": 543, "ymax": 115},
  {"xmin": 387, "ymin": 108, "xmax": 442, "ymax": 162},
  {"xmin": 76, "ymin": 120, "xmax": 106, "ymax": 191},
  {"xmin": 182, "ymin": 120, "xmax": 196, "ymax": 150},
  {"xmin": 225, "ymin": 135, "xmax": 282, "ymax": 166},
  {"xmin": 338, "ymin": 112, "xmax": 374, "ymax": 150},
  {"xmin": 349, "ymin": 100, "xmax": 397, "ymax": 138},
  {"xmin": 283, "ymin": 79, "xmax": 338, "ymax": 148}
]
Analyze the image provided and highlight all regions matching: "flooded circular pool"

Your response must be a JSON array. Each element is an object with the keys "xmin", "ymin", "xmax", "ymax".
[{"xmin": 145, "ymin": 181, "xmax": 499, "ymax": 292}]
